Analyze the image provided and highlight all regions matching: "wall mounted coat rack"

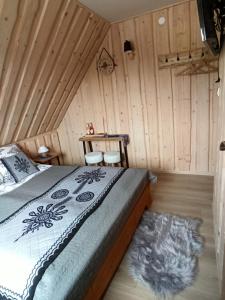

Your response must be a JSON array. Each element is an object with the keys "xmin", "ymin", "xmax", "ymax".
[{"xmin": 158, "ymin": 48, "xmax": 218, "ymax": 76}]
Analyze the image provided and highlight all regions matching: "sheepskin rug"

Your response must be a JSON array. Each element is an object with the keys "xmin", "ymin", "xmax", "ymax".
[{"xmin": 127, "ymin": 211, "xmax": 204, "ymax": 298}]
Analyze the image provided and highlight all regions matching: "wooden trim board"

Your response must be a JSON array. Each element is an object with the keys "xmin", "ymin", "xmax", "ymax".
[
  {"xmin": 84, "ymin": 183, "xmax": 151, "ymax": 300},
  {"xmin": 222, "ymin": 245, "xmax": 225, "ymax": 300}
]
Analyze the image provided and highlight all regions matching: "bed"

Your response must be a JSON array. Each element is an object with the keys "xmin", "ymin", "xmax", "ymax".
[{"xmin": 0, "ymin": 144, "xmax": 151, "ymax": 300}]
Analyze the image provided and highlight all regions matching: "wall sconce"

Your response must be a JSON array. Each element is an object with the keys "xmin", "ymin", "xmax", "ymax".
[
  {"xmin": 124, "ymin": 40, "xmax": 135, "ymax": 59},
  {"xmin": 158, "ymin": 16, "xmax": 166, "ymax": 25}
]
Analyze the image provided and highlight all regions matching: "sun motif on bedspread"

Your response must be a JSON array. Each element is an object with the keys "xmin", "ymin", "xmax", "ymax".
[
  {"xmin": 73, "ymin": 168, "xmax": 106, "ymax": 194},
  {"xmin": 14, "ymin": 204, "xmax": 68, "ymax": 242}
]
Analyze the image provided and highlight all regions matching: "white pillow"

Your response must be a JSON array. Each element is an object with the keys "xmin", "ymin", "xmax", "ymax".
[
  {"xmin": 0, "ymin": 144, "xmax": 22, "ymax": 158},
  {"xmin": 0, "ymin": 144, "xmax": 22, "ymax": 186},
  {"xmin": 0, "ymin": 170, "xmax": 4, "ymax": 184}
]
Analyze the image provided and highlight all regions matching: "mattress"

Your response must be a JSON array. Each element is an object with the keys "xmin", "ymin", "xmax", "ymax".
[{"xmin": 0, "ymin": 166, "xmax": 149, "ymax": 300}]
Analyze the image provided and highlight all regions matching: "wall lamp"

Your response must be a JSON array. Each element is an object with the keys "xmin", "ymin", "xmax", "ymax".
[{"xmin": 124, "ymin": 40, "xmax": 135, "ymax": 59}]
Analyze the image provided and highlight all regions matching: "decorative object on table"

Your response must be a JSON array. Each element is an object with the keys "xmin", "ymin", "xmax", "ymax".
[
  {"xmin": 86, "ymin": 123, "xmax": 91, "ymax": 135},
  {"xmin": 127, "ymin": 211, "xmax": 204, "ymax": 298},
  {"xmin": 89, "ymin": 123, "xmax": 94, "ymax": 135},
  {"xmin": 124, "ymin": 40, "xmax": 135, "ymax": 59},
  {"xmin": 32, "ymin": 152, "xmax": 60, "ymax": 165},
  {"xmin": 97, "ymin": 47, "xmax": 117, "ymax": 75},
  {"xmin": 38, "ymin": 145, "xmax": 49, "ymax": 158},
  {"xmin": 86, "ymin": 123, "xmax": 95, "ymax": 135}
]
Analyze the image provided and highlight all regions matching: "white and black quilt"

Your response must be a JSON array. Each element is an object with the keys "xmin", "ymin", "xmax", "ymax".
[{"xmin": 0, "ymin": 166, "xmax": 126, "ymax": 300}]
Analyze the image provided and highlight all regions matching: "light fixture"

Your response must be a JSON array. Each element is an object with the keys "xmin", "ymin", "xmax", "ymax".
[
  {"xmin": 158, "ymin": 16, "xmax": 166, "ymax": 25},
  {"xmin": 124, "ymin": 40, "xmax": 135, "ymax": 59},
  {"xmin": 38, "ymin": 145, "xmax": 49, "ymax": 158}
]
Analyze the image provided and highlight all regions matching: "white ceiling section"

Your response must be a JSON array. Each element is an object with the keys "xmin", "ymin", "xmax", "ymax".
[{"xmin": 79, "ymin": 0, "xmax": 178, "ymax": 22}]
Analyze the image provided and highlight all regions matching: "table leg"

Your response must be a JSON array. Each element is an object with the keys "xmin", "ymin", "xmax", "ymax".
[
  {"xmin": 57, "ymin": 156, "xmax": 60, "ymax": 165},
  {"xmin": 124, "ymin": 145, "xmax": 129, "ymax": 168},
  {"xmin": 119, "ymin": 141, "xmax": 123, "ymax": 167},
  {"xmin": 83, "ymin": 142, "xmax": 88, "ymax": 166},
  {"xmin": 88, "ymin": 141, "xmax": 93, "ymax": 152}
]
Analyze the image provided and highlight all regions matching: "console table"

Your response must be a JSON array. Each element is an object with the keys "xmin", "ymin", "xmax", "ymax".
[{"xmin": 79, "ymin": 135, "xmax": 129, "ymax": 168}]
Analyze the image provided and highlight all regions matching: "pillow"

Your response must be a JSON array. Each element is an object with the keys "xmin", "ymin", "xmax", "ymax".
[
  {"xmin": 1, "ymin": 152, "xmax": 39, "ymax": 183},
  {"xmin": 0, "ymin": 144, "xmax": 22, "ymax": 186},
  {"xmin": 0, "ymin": 161, "xmax": 16, "ymax": 185},
  {"xmin": 0, "ymin": 143, "xmax": 22, "ymax": 158}
]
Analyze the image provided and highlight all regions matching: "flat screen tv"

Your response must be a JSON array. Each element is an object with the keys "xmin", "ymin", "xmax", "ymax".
[{"xmin": 197, "ymin": 0, "xmax": 224, "ymax": 56}]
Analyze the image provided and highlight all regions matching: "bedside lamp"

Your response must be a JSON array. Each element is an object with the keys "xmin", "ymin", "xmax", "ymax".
[{"xmin": 38, "ymin": 145, "xmax": 49, "ymax": 158}]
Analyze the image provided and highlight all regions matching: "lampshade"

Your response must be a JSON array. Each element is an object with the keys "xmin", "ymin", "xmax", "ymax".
[{"xmin": 38, "ymin": 146, "xmax": 49, "ymax": 154}]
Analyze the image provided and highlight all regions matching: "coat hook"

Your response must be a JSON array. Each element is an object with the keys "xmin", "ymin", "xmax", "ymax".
[
  {"xmin": 189, "ymin": 52, "xmax": 192, "ymax": 59},
  {"xmin": 177, "ymin": 53, "xmax": 180, "ymax": 61},
  {"xmin": 165, "ymin": 57, "xmax": 168, "ymax": 63}
]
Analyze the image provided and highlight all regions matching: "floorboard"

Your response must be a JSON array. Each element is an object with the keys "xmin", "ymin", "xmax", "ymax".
[{"xmin": 103, "ymin": 173, "xmax": 219, "ymax": 300}]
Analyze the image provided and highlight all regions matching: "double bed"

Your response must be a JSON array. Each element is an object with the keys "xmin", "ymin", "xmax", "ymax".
[{"xmin": 0, "ymin": 144, "xmax": 151, "ymax": 300}]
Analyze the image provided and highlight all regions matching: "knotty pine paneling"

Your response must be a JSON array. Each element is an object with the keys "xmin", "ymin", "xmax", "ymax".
[
  {"xmin": 58, "ymin": 0, "xmax": 219, "ymax": 175},
  {"xmin": 17, "ymin": 131, "xmax": 63, "ymax": 164},
  {"xmin": 213, "ymin": 45, "xmax": 225, "ymax": 294},
  {"xmin": 0, "ymin": 0, "xmax": 110, "ymax": 146}
]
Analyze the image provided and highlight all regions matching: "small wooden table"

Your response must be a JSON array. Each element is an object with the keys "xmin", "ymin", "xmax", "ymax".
[
  {"xmin": 32, "ymin": 153, "xmax": 60, "ymax": 165},
  {"xmin": 79, "ymin": 135, "xmax": 129, "ymax": 167}
]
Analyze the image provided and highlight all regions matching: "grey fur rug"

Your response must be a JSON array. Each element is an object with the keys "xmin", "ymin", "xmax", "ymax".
[{"xmin": 127, "ymin": 212, "xmax": 204, "ymax": 298}]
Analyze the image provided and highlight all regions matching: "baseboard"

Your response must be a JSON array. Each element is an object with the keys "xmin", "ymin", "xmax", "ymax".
[{"xmin": 150, "ymin": 169, "xmax": 214, "ymax": 177}]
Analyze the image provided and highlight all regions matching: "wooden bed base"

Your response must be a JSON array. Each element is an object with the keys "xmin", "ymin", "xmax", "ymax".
[{"xmin": 84, "ymin": 183, "xmax": 151, "ymax": 300}]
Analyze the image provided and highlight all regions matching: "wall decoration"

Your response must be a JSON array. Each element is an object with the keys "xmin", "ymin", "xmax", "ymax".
[{"xmin": 97, "ymin": 48, "xmax": 117, "ymax": 75}]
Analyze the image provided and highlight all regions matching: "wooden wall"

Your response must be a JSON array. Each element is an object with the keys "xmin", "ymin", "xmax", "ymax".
[
  {"xmin": 58, "ymin": 0, "xmax": 219, "ymax": 175},
  {"xmin": 17, "ymin": 131, "xmax": 63, "ymax": 164},
  {"xmin": 0, "ymin": 0, "xmax": 109, "ymax": 146},
  {"xmin": 213, "ymin": 45, "xmax": 225, "ymax": 294}
]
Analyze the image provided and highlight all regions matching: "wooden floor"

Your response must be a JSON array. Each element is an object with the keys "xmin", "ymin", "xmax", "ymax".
[{"xmin": 103, "ymin": 173, "xmax": 219, "ymax": 300}]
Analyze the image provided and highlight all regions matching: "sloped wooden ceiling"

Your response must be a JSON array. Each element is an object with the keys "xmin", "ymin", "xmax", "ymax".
[{"xmin": 0, "ymin": 0, "xmax": 109, "ymax": 145}]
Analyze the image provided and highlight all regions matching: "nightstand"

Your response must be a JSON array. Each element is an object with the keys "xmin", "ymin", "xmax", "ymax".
[{"xmin": 32, "ymin": 153, "xmax": 60, "ymax": 165}]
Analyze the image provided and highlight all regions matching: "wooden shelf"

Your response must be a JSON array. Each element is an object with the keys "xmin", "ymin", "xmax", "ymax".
[{"xmin": 79, "ymin": 135, "xmax": 125, "ymax": 142}]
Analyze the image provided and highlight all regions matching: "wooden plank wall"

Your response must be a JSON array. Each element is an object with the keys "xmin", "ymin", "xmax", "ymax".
[
  {"xmin": 58, "ymin": 0, "xmax": 219, "ymax": 175},
  {"xmin": 213, "ymin": 45, "xmax": 225, "ymax": 294},
  {"xmin": 0, "ymin": 0, "xmax": 110, "ymax": 146},
  {"xmin": 17, "ymin": 131, "xmax": 63, "ymax": 164}
]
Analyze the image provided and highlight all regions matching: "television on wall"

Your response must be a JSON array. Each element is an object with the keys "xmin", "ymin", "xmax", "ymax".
[{"xmin": 197, "ymin": 0, "xmax": 225, "ymax": 56}]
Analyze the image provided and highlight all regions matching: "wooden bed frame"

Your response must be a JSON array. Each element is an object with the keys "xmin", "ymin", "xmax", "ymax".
[{"xmin": 84, "ymin": 183, "xmax": 152, "ymax": 300}]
